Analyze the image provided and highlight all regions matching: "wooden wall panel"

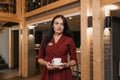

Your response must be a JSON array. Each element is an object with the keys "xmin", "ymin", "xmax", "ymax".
[
  {"xmin": 80, "ymin": 0, "xmax": 90, "ymax": 80},
  {"xmin": 103, "ymin": 0, "xmax": 120, "ymax": 5},
  {"xmin": 0, "ymin": 12, "xmax": 21, "ymax": 22},
  {"xmin": 112, "ymin": 17, "xmax": 120, "ymax": 80},
  {"xmin": 92, "ymin": 0, "xmax": 104, "ymax": 80}
]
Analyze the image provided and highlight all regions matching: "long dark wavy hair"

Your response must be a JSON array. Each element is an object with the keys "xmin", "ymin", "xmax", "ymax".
[{"xmin": 43, "ymin": 15, "xmax": 72, "ymax": 56}]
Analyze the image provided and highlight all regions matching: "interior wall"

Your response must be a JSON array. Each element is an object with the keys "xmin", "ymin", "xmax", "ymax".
[
  {"xmin": 0, "ymin": 28, "xmax": 9, "ymax": 65},
  {"xmin": 28, "ymin": 31, "xmax": 36, "ymax": 76},
  {"xmin": 112, "ymin": 16, "xmax": 120, "ymax": 80}
]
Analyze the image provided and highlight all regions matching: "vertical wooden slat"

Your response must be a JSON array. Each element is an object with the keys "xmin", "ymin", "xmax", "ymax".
[
  {"xmin": 21, "ymin": 22, "xmax": 28, "ymax": 78},
  {"xmin": 19, "ymin": 23, "xmax": 22, "ymax": 76},
  {"xmin": 16, "ymin": 0, "xmax": 22, "ymax": 19},
  {"xmin": 17, "ymin": 0, "xmax": 28, "ymax": 78},
  {"xmin": 21, "ymin": 0, "xmax": 28, "ymax": 78},
  {"xmin": 92, "ymin": 0, "xmax": 104, "ymax": 80},
  {"xmin": 81, "ymin": 0, "xmax": 90, "ymax": 80}
]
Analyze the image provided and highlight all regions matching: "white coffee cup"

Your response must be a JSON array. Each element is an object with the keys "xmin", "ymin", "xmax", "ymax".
[{"xmin": 52, "ymin": 58, "xmax": 61, "ymax": 65}]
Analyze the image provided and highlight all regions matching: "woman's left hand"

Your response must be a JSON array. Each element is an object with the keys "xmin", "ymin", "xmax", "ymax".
[{"xmin": 53, "ymin": 63, "xmax": 69, "ymax": 70}]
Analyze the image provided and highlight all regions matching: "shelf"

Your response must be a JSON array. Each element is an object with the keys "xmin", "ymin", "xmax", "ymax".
[
  {"xmin": 0, "ymin": 0, "xmax": 15, "ymax": 13},
  {"xmin": 26, "ymin": 0, "xmax": 58, "ymax": 12},
  {"xmin": 0, "ymin": 1, "xmax": 12, "ymax": 5}
]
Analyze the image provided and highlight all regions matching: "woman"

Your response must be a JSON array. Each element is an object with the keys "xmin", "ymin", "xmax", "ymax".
[{"xmin": 38, "ymin": 15, "xmax": 77, "ymax": 80}]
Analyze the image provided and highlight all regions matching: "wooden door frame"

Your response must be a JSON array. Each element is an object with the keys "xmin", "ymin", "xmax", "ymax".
[{"xmin": 9, "ymin": 27, "xmax": 19, "ymax": 68}]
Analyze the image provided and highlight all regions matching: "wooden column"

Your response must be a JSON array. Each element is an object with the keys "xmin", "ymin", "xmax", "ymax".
[
  {"xmin": 19, "ymin": 23, "xmax": 22, "ymax": 76},
  {"xmin": 21, "ymin": 22, "xmax": 28, "ymax": 78},
  {"xmin": 81, "ymin": 0, "xmax": 90, "ymax": 80},
  {"xmin": 21, "ymin": 0, "xmax": 28, "ymax": 78},
  {"xmin": 17, "ymin": 0, "xmax": 28, "ymax": 78},
  {"xmin": 92, "ymin": 0, "xmax": 104, "ymax": 80}
]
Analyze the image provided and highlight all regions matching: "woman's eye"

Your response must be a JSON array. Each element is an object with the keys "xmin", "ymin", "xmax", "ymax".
[
  {"xmin": 54, "ymin": 22, "xmax": 59, "ymax": 25},
  {"xmin": 54, "ymin": 22, "xmax": 63, "ymax": 25}
]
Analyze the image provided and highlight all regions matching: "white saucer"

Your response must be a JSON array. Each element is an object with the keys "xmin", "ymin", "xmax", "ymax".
[{"xmin": 53, "ymin": 63, "xmax": 63, "ymax": 66}]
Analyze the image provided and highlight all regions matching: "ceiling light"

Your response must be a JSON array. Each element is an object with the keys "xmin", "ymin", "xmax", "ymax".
[
  {"xmin": 28, "ymin": 25, "xmax": 35, "ymax": 29},
  {"xmin": 69, "ymin": 17, "xmax": 72, "ymax": 20},
  {"xmin": 32, "ymin": 0, "xmax": 35, "ymax": 2},
  {"xmin": 44, "ymin": 22, "xmax": 47, "ymax": 24},
  {"xmin": 105, "ymin": 5, "xmax": 119, "ymax": 10}
]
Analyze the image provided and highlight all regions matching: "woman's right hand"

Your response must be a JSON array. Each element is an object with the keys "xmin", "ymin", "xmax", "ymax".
[
  {"xmin": 38, "ymin": 59, "xmax": 54, "ymax": 70},
  {"xmin": 45, "ymin": 62, "xmax": 54, "ymax": 70}
]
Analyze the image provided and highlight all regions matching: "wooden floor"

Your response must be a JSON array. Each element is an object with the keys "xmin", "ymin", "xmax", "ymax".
[
  {"xmin": 0, "ymin": 68, "xmax": 81, "ymax": 80},
  {"xmin": 0, "ymin": 68, "xmax": 40, "ymax": 80},
  {"xmin": 5, "ymin": 75, "xmax": 40, "ymax": 80}
]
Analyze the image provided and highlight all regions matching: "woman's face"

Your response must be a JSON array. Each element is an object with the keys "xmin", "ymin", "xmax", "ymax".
[{"xmin": 53, "ymin": 17, "xmax": 64, "ymax": 34}]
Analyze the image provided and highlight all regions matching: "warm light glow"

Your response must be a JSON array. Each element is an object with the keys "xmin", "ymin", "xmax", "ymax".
[
  {"xmin": 69, "ymin": 16, "xmax": 72, "ymax": 20},
  {"xmin": 32, "ymin": 0, "xmax": 35, "ymax": 2},
  {"xmin": 28, "ymin": 25, "xmax": 35, "ymax": 29},
  {"xmin": 44, "ymin": 22, "xmax": 47, "ymax": 24},
  {"xmin": 87, "ymin": 12, "xmax": 92, "ymax": 16},
  {"xmin": 104, "ymin": 28, "xmax": 110, "ymax": 36},
  {"xmin": 105, "ymin": 5, "xmax": 119, "ymax": 10},
  {"xmin": 87, "ymin": 27, "xmax": 93, "ymax": 33},
  {"xmin": 20, "ymin": 34, "xmax": 23, "ymax": 39},
  {"xmin": 87, "ymin": 27, "xmax": 93, "ymax": 39},
  {"xmin": 29, "ymin": 34, "xmax": 34, "ymax": 38},
  {"xmin": 105, "ymin": 5, "xmax": 119, "ymax": 16},
  {"xmin": 105, "ymin": 8, "xmax": 110, "ymax": 16}
]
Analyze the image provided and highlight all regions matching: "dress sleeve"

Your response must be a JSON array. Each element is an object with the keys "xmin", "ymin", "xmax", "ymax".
[
  {"xmin": 38, "ymin": 39, "xmax": 45, "ymax": 59},
  {"xmin": 68, "ymin": 38, "xmax": 77, "ymax": 62}
]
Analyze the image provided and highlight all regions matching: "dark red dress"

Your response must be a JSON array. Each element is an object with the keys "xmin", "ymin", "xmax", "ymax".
[{"xmin": 38, "ymin": 35, "xmax": 77, "ymax": 80}]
